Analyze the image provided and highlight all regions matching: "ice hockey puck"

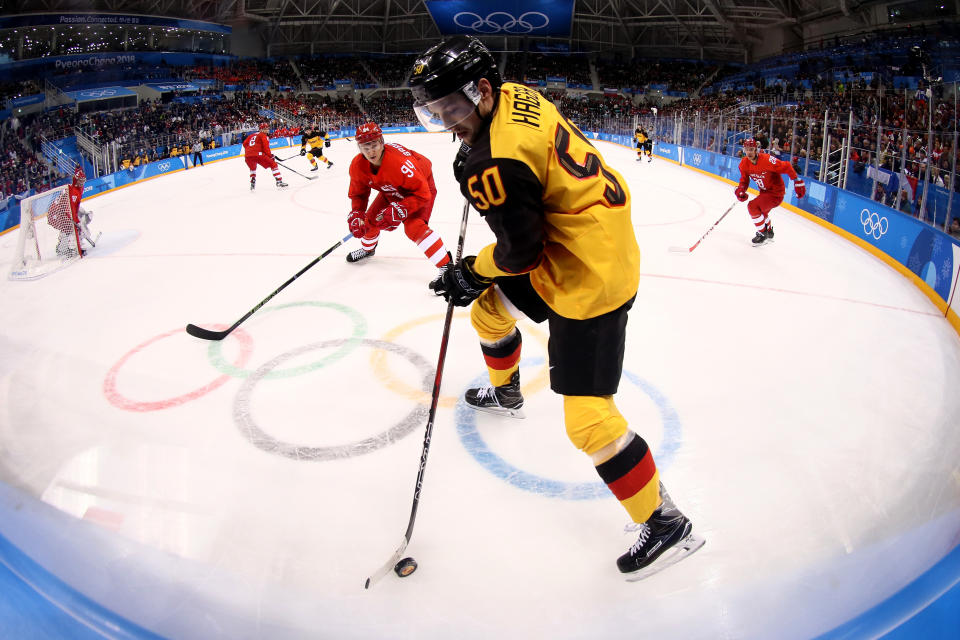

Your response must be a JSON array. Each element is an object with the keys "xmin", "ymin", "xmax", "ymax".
[{"xmin": 394, "ymin": 557, "xmax": 417, "ymax": 577}]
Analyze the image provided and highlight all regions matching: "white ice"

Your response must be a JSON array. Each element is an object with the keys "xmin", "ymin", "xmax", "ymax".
[{"xmin": 1, "ymin": 133, "xmax": 959, "ymax": 639}]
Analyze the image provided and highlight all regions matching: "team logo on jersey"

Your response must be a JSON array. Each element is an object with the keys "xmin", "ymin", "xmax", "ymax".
[{"xmin": 860, "ymin": 208, "xmax": 889, "ymax": 239}]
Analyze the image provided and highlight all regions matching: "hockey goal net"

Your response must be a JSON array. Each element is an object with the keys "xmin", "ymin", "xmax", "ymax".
[{"xmin": 8, "ymin": 185, "xmax": 81, "ymax": 281}]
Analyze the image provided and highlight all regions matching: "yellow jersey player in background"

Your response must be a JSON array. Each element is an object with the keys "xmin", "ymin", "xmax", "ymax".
[
  {"xmin": 635, "ymin": 126, "xmax": 652, "ymax": 162},
  {"xmin": 410, "ymin": 35, "xmax": 703, "ymax": 581},
  {"xmin": 300, "ymin": 123, "xmax": 334, "ymax": 171}
]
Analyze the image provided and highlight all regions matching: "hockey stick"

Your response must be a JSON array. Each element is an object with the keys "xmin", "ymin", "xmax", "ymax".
[
  {"xmin": 276, "ymin": 152, "xmax": 302, "ymax": 162},
  {"xmin": 364, "ymin": 197, "xmax": 471, "ymax": 590},
  {"xmin": 669, "ymin": 201, "xmax": 738, "ymax": 253},
  {"xmin": 84, "ymin": 231, "xmax": 102, "ymax": 247},
  {"xmin": 274, "ymin": 159, "xmax": 318, "ymax": 180},
  {"xmin": 186, "ymin": 232, "xmax": 352, "ymax": 341}
]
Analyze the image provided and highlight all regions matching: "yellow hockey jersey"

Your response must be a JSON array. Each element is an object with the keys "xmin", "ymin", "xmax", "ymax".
[
  {"xmin": 301, "ymin": 130, "xmax": 329, "ymax": 149},
  {"xmin": 459, "ymin": 82, "xmax": 639, "ymax": 320}
]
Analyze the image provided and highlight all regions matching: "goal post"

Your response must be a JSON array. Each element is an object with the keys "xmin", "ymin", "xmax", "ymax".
[{"xmin": 8, "ymin": 185, "xmax": 82, "ymax": 281}]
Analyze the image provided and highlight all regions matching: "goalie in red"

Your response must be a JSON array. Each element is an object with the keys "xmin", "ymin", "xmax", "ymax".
[
  {"xmin": 55, "ymin": 166, "xmax": 96, "ymax": 256},
  {"xmin": 345, "ymin": 122, "xmax": 451, "ymax": 286},
  {"xmin": 243, "ymin": 123, "xmax": 288, "ymax": 190},
  {"xmin": 735, "ymin": 138, "xmax": 805, "ymax": 246}
]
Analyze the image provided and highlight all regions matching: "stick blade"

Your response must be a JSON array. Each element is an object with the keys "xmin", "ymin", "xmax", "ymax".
[
  {"xmin": 185, "ymin": 323, "xmax": 230, "ymax": 341},
  {"xmin": 364, "ymin": 537, "xmax": 408, "ymax": 590}
]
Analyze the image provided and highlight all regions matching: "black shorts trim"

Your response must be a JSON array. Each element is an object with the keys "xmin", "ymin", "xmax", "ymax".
[{"xmin": 496, "ymin": 275, "xmax": 635, "ymax": 396}]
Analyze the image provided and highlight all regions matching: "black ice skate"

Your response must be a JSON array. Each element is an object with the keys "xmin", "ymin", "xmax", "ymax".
[
  {"xmin": 751, "ymin": 231, "xmax": 768, "ymax": 246},
  {"xmin": 764, "ymin": 226, "xmax": 775, "ymax": 242},
  {"xmin": 618, "ymin": 484, "xmax": 704, "ymax": 581},
  {"xmin": 250, "ymin": 177, "xmax": 256, "ymax": 191},
  {"xmin": 276, "ymin": 179, "xmax": 288, "ymax": 188},
  {"xmin": 464, "ymin": 370, "xmax": 525, "ymax": 418},
  {"xmin": 428, "ymin": 253, "xmax": 452, "ymax": 295},
  {"xmin": 327, "ymin": 161, "xmax": 334, "ymax": 169},
  {"xmin": 346, "ymin": 248, "xmax": 375, "ymax": 263},
  {"xmin": 310, "ymin": 165, "xmax": 319, "ymax": 172}
]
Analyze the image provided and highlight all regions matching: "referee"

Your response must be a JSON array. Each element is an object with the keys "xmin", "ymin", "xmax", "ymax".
[{"xmin": 191, "ymin": 140, "xmax": 204, "ymax": 168}]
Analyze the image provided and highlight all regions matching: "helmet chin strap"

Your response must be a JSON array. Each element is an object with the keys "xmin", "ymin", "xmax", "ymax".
[{"xmin": 473, "ymin": 87, "xmax": 499, "ymax": 131}]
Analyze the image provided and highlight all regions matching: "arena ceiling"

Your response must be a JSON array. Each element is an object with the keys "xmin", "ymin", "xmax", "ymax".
[{"xmin": 12, "ymin": 0, "xmax": 890, "ymax": 60}]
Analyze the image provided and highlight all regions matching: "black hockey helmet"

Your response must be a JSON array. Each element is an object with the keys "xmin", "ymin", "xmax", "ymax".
[{"xmin": 409, "ymin": 36, "xmax": 502, "ymax": 131}]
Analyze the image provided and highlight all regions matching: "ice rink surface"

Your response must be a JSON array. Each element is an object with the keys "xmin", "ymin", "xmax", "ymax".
[{"xmin": 1, "ymin": 133, "xmax": 959, "ymax": 639}]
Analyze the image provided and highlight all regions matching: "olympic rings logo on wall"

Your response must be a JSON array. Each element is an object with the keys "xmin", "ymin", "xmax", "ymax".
[
  {"xmin": 453, "ymin": 11, "xmax": 549, "ymax": 34},
  {"xmin": 82, "ymin": 88, "xmax": 117, "ymax": 98},
  {"xmin": 157, "ymin": 161, "xmax": 172, "ymax": 171},
  {"xmin": 860, "ymin": 208, "xmax": 889, "ymax": 239}
]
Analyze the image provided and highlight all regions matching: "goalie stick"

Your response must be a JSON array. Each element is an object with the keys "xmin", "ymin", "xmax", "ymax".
[
  {"xmin": 669, "ymin": 201, "xmax": 738, "ymax": 254},
  {"xmin": 186, "ymin": 232, "xmax": 352, "ymax": 341},
  {"xmin": 364, "ymin": 196, "xmax": 472, "ymax": 590},
  {"xmin": 274, "ymin": 159, "xmax": 317, "ymax": 180}
]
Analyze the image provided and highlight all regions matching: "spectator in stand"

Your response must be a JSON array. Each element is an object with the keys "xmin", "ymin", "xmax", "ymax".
[
  {"xmin": 897, "ymin": 190, "xmax": 914, "ymax": 215},
  {"xmin": 949, "ymin": 217, "xmax": 960, "ymax": 239}
]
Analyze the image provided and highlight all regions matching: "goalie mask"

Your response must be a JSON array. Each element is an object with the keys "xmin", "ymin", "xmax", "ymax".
[
  {"xmin": 409, "ymin": 36, "xmax": 501, "ymax": 132},
  {"xmin": 72, "ymin": 165, "xmax": 85, "ymax": 188}
]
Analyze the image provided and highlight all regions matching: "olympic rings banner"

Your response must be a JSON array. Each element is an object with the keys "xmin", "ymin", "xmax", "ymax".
[{"xmin": 425, "ymin": 0, "xmax": 575, "ymax": 37}]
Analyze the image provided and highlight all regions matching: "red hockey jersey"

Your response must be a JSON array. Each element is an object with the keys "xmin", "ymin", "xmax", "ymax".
[
  {"xmin": 68, "ymin": 184, "xmax": 82, "ymax": 222},
  {"xmin": 243, "ymin": 131, "xmax": 271, "ymax": 157},
  {"xmin": 348, "ymin": 143, "xmax": 434, "ymax": 216},
  {"xmin": 737, "ymin": 152, "xmax": 798, "ymax": 196}
]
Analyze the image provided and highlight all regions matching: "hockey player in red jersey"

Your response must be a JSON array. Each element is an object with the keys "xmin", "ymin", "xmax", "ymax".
[
  {"xmin": 243, "ymin": 123, "xmax": 288, "ymax": 190},
  {"xmin": 55, "ymin": 165, "xmax": 96, "ymax": 256},
  {"xmin": 345, "ymin": 122, "xmax": 451, "ymax": 284},
  {"xmin": 735, "ymin": 138, "xmax": 805, "ymax": 246}
]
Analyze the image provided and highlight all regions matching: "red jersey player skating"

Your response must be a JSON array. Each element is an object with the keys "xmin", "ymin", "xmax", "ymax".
[
  {"xmin": 345, "ymin": 122, "xmax": 452, "ymax": 286},
  {"xmin": 243, "ymin": 123, "xmax": 288, "ymax": 190},
  {"xmin": 735, "ymin": 138, "xmax": 805, "ymax": 246}
]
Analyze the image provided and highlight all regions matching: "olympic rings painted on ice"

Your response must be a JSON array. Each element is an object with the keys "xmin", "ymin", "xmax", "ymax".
[
  {"xmin": 453, "ymin": 11, "xmax": 549, "ymax": 34},
  {"xmin": 104, "ymin": 325, "xmax": 253, "ymax": 412},
  {"xmin": 233, "ymin": 339, "xmax": 433, "ymax": 461},
  {"xmin": 372, "ymin": 313, "xmax": 551, "ymax": 408},
  {"xmin": 455, "ymin": 362, "xmax": 683, "ymax": 499},
  {"xmin": 208, "ymin": 301, "xmax": 366, "ymax": 379}
]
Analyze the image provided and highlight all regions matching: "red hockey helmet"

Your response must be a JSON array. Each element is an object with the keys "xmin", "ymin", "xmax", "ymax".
[
  {"xmin": 356, "ymin": 122, "xmax": 383, "ymax": 144},
  {"xmin": 742, "ymin": 138, "xmax": 759, "ymax": 149},
  {"xmin": 72, "ymin": 165, "xmax": 86, "ymax": 187}
]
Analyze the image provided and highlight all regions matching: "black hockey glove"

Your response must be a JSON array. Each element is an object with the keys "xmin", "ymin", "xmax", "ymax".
[
  {"xmin": 452, "ymin": 141, "xmax": 471, "ymax": 182},
  {"xmin": 436, "ymin": 256, "xmax": 493, "ymax": 307},
  {"xmin": 300, "ymin": 147, "xmax": 306, "ymax": 156},
  {"xmin": 324, "ymin": 139, "xmax": 331, "ymax": 148}
]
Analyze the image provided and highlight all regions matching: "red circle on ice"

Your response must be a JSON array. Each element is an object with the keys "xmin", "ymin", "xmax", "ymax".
[{"xmin": 103, "ymin": 326, "xmax": 253, "ymax": 412}]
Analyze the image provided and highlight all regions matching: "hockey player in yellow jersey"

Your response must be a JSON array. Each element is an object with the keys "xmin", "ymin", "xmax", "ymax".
[
  {"xmin": 410, "ymin": 36, "xmax": 703, "ymax": 580},
  {"xmin": 300, "ymin": 123, "xmax": 334, "ymax": 171},
  {"xmin": 635, "ymin": 126, "xmax": 652, "ymax": 162}
]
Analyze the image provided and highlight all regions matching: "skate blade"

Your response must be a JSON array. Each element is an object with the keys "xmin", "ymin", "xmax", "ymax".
[
  {"xmin": 467, "ymin": 404, "xmax": 526, "ymax": 419},
  {"xmin": 624, "ymin": 533, "xmax": 705, "ymax": 582}
]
